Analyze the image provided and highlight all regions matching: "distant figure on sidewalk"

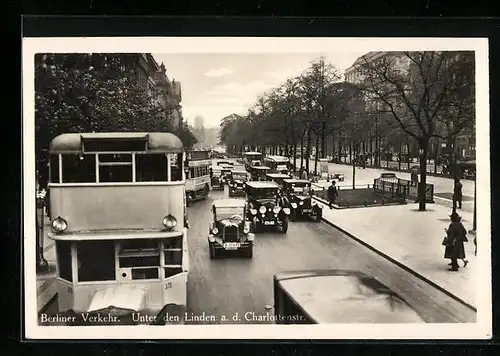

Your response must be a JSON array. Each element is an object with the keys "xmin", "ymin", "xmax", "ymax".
[
  {"xmin": 453, "ymin": 179, "xmax": 463, "ymax": 209},
  {"xmin": 327, "ymin": 180, "xmax": 338, "ymax": 209},
  {"xmin": 444, "ymin": 212, "xmax": 468, "ymax": 271},
  {"xmin": 411, "ymin": 170, "xmax": 419, "ymax": 187},
  {"xmin": 301, "ymin": 169, "xmax": 308, "ymax": 180}
]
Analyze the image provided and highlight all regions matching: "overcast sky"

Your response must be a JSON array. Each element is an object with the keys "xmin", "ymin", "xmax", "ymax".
[{"xmin": 153, "ymin": 52, "xmax": 365, "ymax": 128}]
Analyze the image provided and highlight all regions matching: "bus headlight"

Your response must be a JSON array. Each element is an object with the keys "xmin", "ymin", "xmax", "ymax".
[
  {"xmin": 273, "ymin": 206, "xmax": 280, "ymax": 214},
  {"xmin": 52, "ymin": 217, "xmax": 68, "ymax": 233},
  {"xmin": 212, "ymin": 227, "xmax": 219, "ymax": 235},
  {"xmin": 247, "ymin": 233, "xmax": 255, "ymax": 242},
  {"xmin": 283, "ymin": 208, "xmax": 291, "ymax": 215},
  {"xmin": 291, "ymin": 203, "xmax": 297, "ymax": 208},
  {"xmin": 259, "ymin": 206, "xmax": 266, "ymax": 214},
  {"xmin": 250, "ymin": 209, "xmax": 257, "ymax": 215},
  {"xmin": 243, "ymin": 222, "xmax": 250, "ymax": 234},
  {"xmin": 311, "ymin": 200, "xmax": 317, "ymax": 206},
  {"xmin": 162, "ymin": 214, "xmax": 177, "ymax": 230}
]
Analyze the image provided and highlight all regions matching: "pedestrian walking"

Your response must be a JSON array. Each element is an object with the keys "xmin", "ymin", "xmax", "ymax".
[
  {"xmin": 411, "ymin": 170, "xmax": 419, "ymax": 187},
  {"xmin": 327, "ymin": 180, "xmax": 338, "ymax": 209},
  {"xmin": 301, "ymin": 169, "xmax": 308, "ymax": 180},
  {"xmin": 453, "ymin": 178, "xmax": 463, "ymax": 209},
  {"xmin": 443, "ymin": 211, "xmax": 468, "ymax": 271}
]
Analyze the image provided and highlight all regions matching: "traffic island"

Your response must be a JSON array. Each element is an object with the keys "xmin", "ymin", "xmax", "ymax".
[{"xmin": 313, "ymin": 187, "xmax": 407, "ymax": 209}]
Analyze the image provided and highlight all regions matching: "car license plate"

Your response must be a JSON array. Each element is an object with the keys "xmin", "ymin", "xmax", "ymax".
[
  {"xmin": 302, "ymin": 209, "xmax": 312, "ymax": 213},
  {"xmin": 264, "ymin": 221, "xmax": 275, "ymax": 225},
  {"xmin": 223, "ymin": 242, "xmax": 240, "ymax": 250}
]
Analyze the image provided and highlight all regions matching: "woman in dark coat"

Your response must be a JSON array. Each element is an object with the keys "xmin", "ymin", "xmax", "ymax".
[{"xmin": 444, "ymin": 212, "xmax": 468, "ymax": 271}]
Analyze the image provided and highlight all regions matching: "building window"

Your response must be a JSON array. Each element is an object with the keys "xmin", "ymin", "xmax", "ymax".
[
  {"xmin": 56, "ymin": 241, "xmax": 72, "ymax": 282},
  {"xmin": 77, "ymin": 241, "xmax": 116, "ymax": 282}
]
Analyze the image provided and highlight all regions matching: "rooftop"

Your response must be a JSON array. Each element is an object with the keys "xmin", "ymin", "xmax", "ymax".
[{"xmin": 246, "ymin": 181, "xmax": 279, "ymax": 189}]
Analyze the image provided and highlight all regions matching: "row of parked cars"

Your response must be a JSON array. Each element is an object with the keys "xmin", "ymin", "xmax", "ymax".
[{"xmin": 207, "ymin": 163, "xmax": 325, "ymax": 259}]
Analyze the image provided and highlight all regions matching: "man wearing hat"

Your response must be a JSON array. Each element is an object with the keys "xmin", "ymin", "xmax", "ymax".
[{"xmin": 444, "ymin": 211, "xmax": 468, "ymax": 271}]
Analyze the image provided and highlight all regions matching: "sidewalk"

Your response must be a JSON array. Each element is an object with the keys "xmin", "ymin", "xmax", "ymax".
[
  {"xmin": 312, "ymin": 196, "xmax": 477, "ymax": 309},
  {"xmin": 36, "ymin": 214, "xmax": 58, "ymax": 313}
]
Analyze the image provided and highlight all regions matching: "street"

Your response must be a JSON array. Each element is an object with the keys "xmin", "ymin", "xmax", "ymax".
[{"xmin": 185, "ymin": 187, "xmax": 475, "ymax": 324}]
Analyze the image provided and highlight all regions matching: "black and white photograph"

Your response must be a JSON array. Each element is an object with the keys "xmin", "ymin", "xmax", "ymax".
[{"xmin": 23, "ymin": 37, "xmax": 491, "ymax": 339}]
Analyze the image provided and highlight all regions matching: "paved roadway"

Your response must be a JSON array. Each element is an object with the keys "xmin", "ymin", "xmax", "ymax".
[
  {"xmin": 296, "ymin": 158, "xmax": 474, "ymax": 198},
  {"xmin": 185, "ymin": 186, "xmax": 476, "ymax": 324}
]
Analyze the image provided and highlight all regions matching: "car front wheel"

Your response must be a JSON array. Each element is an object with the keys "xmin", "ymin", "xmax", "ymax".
[
  {"xmin": 243, "ymin": 246, "xmax": 253, "ymax": 258},
  {"xmin": 209, "ymin": 244, "xmax": 216, "ymax": 259},
  {"xmin": 281, "ymin": 218, "xmax": 288, "ymax": 233}
]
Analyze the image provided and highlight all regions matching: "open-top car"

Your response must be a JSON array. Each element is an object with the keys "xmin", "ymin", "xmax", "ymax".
[
  {"xmin": 210, "ymin": 165, "xmax": 224, "ymax": 191},
  {"xmin": 265, "ymin": 173, "xmax": 292, "ymax": 188},
  {"xmin": 331, "ymin": 173, "xmax": 345, "ymax": 182},
  {"xmin": 282, "ymin": 179, "xmax": 322, "ymax": 222},
  {"xmin": 245, "ymin": 181, "xmax": 290, "ymax": 233},
  {"xmin": 249, "ymin": 165, "xmax": 271, "ymax": 181},
  {"xmin": 228, "ymin": 169, "xmax": 250, "ymax": 197},
  {"xmin": 208, "ymin": 199, "xmax": 255, "ymax": 259}
]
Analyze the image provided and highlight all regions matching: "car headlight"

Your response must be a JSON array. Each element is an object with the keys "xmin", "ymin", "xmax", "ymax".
[
  {"xmin": 259, "ymin": 206, "xmax": 266, "ymax": 214},
  {"xmin": 299, "ymin": 201, "xmax": 304, "ymax": 205},
  {"xmin": 243, "ymin": 222, "xmax": 250, "ymax": 234},
  {"xmin": 283, "ymin": 208, "xmax": 290, "ymax": 215},
  {"xmin": 291, "ymin": 203, "xmax": 297, "ymax": 208},
  {"xmin": 162, "ymin": 214, "xmax": 177, "ymax": 230},
  {"xmin": 212, "ymin": 227, "xmax": 219, "ymax": 235},
  {"xmin": 247, "ymin": 233, "xmax": 255, "ymax": 242},
  {"xmin": 273, "ymin": 206, "xmax": 280, "ymax": 214},
  {"xmin": 312, "ymin": 201, "xmax": 317, "ymax": 206},
  {"xmin": 52, "ymin": 217, "xmax": 68, "ymax": 233},
  {"xmin": 250, "ymin": 209, "xmax": 257, "ymax": 215}
]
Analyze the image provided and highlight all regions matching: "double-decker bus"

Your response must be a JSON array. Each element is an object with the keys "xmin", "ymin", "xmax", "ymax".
[
  {"xmin": 185, "ymin": 150, "xmax": 211, "ymax": 206},
  {"xmin": 243, "ymin": 151, "xmax": 262, "ymax": 170},
  {"xmin": 262, "ymin": 155, "xmax": 290, "ymax": 174},
  {"xmin": 43, "ymin": 132, "xmax": 189, "ymax": 326}
]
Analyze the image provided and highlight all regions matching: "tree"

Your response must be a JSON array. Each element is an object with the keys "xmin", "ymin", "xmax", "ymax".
[
  {"xmin": 360, "ymin": 51, "xmax": 475, "ymax": 211},
  {"xmin": 35, "ymin": 53, "xmax": 175, "ymax": 184},
  {"xmin": 178, "ymin": 120, "xmax": 198, "ymax": 149}
]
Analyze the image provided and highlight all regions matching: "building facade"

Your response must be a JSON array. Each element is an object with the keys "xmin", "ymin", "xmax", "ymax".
[{"xmin": 343, "ymin": 51, "xmax": 475, "ymax": 161}]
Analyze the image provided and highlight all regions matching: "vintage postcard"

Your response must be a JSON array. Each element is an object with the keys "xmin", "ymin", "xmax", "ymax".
[{"xmin": 23, "ymin": 37, "xmax": 491, "ymax": 339}]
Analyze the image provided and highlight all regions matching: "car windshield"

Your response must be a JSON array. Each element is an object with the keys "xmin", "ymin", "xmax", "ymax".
[
  {"xmin": 215, "ymin": 207, "xmax": 244, "ymax": 221},
  {"xmin": 232, "ymin": 173, "xmax": 248, "ymax": 180},
  {"xmin": 251, "ymin": 189, "xmax": 277, "ymax": 199}
]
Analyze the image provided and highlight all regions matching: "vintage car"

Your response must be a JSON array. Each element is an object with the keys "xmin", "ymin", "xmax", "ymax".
[
  {"xmin": 228, "ymin": 169, "xmax": 250, "ymax": 197},
  {"xmin": 217, "ymin": 160, "xmax": 234, "ymax": 168},
  {"xmin": 208, "ymin": 199, "xmax": 254, "ymax": 259},
  {"xmin": 282, "ymin": 179, "xmax": 322, "ymax": 222},
  {"xmin": 245, "ymin": 181, "xmax": 290, "ymax": 233},
  {"xmin": 219, "ymin": 166, "xmax": 233, "ymax": 185},
  {"xmin": 331, "ymin": 173, "xmax": 345, "ymax": 181},
  {"xmin": 210, "ymin": 165, "xmax": 224, "ymax": 191},
  {"xmin": 248, "ymin": 165, "xmax": 271, "ymax": 181},
  {"xmin": 273, "ymin": 270, "xmax": 425, "ymax": 324},
  {"xmin": 265, "ymin": 173, "xmax": 292, "ymax": 188}
]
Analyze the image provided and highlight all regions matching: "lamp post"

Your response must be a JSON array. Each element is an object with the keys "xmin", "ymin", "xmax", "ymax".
[{"xmin": 36, "ymin": 191, "xmax": 49, "ymax": 273}]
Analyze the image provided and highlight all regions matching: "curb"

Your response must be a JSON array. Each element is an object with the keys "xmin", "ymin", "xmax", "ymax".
[{"xmin": 313, "ymin": 197, "xmax": 477, "ymax": 313}]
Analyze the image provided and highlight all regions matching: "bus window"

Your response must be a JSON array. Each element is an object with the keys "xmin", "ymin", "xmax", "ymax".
[
  {"xmin": 61, "ymin": 154, "xmax": 96, "ymax": 183},
  {"xmin": 135, "ymin": 154, "xmax": 167, "ymax": 182},
  {"xmin": 98, "ymin": 153, "xmax": 133, "ymax": 183},
  {"xmin": 118, "ymin": 239, "xmax": 160, "ymax": 280},
  {"xmin": 56, "ymin": 241, "xmax": 72, "ymax": 282},
  {"xmin": 163, "ymin": 236, "xmax": 183, "ymax": 278},
  {"xmin": 170, "ymin": 153, "xmax": 183, "ymax": 181},
  {"xmin": 189, "ymin": 168, "xmax": 195, "ymax": 179},
  {"xmin": 77, "ymin": 241, "xmax": 116, "ymax": 282},
  {"xmin": 49, "ymin": 154, "xmax": 60, "ymax": 183}
]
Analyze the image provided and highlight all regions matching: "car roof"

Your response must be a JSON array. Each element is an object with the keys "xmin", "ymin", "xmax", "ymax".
[
  {"xmin": 232, "ymin": 170, "xmax": 248, "ymax": 174},
  {"xmin": 283, "ymin": 179, "xmax": 311, "ymax": 184},
  {"xmin": 250, "ymin": 166, "xmax": 271, "ymax": 170},
  {"xmin": 265, "ymin": 155, "xmax": 290, "ymax": 162},
  {"xmin": 213, "ymin": 199, "xmax": 246, "ymax": 208},
  {"xmin": 244, "ymin": 151, "xmax": 262, "ymax": 155},
  {"xmin": 266, "ymin": 173, "xmax": 291, "ymax": 178},
  {"xmin": 274, "ymin": 270, "xmax": 424, "ymax": 323},
  {"xmin": 246, "ymin": 181, "xmax": 279, "ymax": 189}
]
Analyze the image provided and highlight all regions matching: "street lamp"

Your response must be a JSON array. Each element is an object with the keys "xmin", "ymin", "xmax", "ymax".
[{"xmin": 36, "ymin": 194, "xmax": 49, "ymax": 273}]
